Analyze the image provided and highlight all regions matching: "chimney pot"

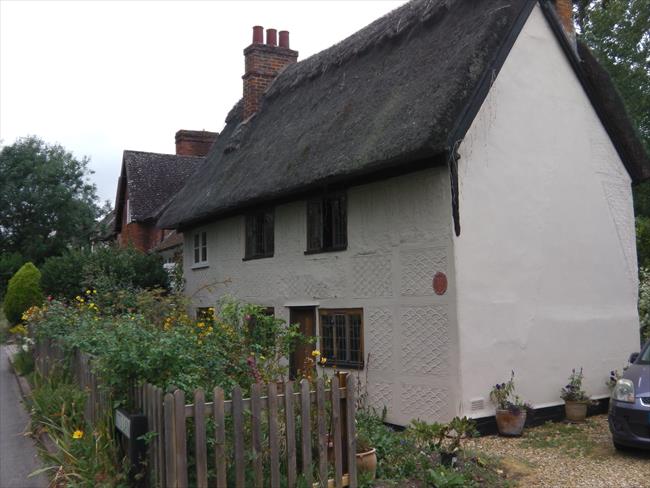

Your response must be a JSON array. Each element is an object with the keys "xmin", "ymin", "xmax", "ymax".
[
  {"xmin": 252, "ymin": 25, "xmax": 264, "ymax": 44},
  {"xmin": 279, "ymin": 30, "xmax": 289, "ymax": 49},
  {"xmin": 266, "ymin": 28, "xmax": 277, "ymax": 46}
]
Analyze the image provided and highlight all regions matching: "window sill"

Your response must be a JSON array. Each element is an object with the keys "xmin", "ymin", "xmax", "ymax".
[
  {"xmin": 242, "ymin": 254, "xmax": 274, "ymax": 262},
  {"xmin": 304, "ymin": 246, "xmax": 347, "ymax": 256},
  {"xmin": 191, "ymin": 263, "xmax": 209, "ymax": 270},
  {"xmin": 320, "ymin": 361, "xmax": 364, "ymax": 370}
]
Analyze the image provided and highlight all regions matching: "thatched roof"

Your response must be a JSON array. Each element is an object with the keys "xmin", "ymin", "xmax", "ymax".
[
  {"xmin": 115, "ymin": 150, "xmax": 204, "ymax": 232},
  {"xmin": 158, "ymin": 0, "xmax": 649, "ymax": 229}
]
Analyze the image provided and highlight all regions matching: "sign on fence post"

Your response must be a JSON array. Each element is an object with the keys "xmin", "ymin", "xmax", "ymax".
[{"xmin": 115, "ymin": 408, "xmax": 148, "ymax": 487}]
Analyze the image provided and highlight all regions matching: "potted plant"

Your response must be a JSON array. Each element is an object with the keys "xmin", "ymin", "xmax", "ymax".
[
  {"xmin": 489, "ymin": 371, "xmax": 529, "ymax": 436},
  {"xmin": 561, "ymin": 368, "xmax": 590, "ymax": 422},
  {"xmin": 355, "ymin": 431, "xmax": 377, "ymax": 480}
]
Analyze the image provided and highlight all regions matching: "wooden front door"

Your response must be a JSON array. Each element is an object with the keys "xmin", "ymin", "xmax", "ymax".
[{"xmin": 289, "ymin": 307, "xmax": 316, "ymax": 379}]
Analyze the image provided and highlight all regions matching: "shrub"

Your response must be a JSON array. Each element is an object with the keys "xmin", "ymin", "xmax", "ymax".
[
  {"xmin": 85, "ymin": 245, "xmax": 169, "ymax": 293},
  {"xmin": 40, "ymin": 246, "xmax": 169, "ymax": 300},
  {"xmin": 0, "ymin": 252, "xmax": 24, "ymax": 300},
  {"xmin": 40, "ymin": 249, "xmax": 85, "ymax": 299},
  {"xmin": 3, "ymin": 262, "xmax": 43, "ymax": 325}
]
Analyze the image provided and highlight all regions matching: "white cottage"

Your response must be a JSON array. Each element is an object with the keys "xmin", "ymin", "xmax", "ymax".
[{"xmin": 158, "ymin": 0, "xmax": 650, "ymax": 427}]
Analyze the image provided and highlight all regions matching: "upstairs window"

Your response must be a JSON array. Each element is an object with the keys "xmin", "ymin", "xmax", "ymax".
[
  {"xmin": 245, "ymin": 209, "xmax": 274, "ymax": 260},
  {"xmin": 306, "ymin": 192, "xmax": 347, "ymax": 253},
  {"xmin": 319, "ymin": 308, "xmax": 363, "ymax": 369},
  {"xmin": 193, "ymin": 231, "xmax": 208, "ymax": 266}
]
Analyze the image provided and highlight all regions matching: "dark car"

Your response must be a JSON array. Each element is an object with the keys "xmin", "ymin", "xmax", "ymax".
[{"xmin": 609, "ymin": 340, "xmax": 650, "ymax": 449}]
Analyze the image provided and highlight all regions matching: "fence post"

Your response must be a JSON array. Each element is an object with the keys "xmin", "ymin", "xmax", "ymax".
[
  {"xmin": 331, "ymin": 375, "xmax": 343, "ymax": 488},
  {"xmin": 251, "ymin": 383, "xmax": 263, "ymax": 488},
  {"xmin": 300, "ymin": 378, "xmax": 313, "ymax": 486},
  {"xmin": 316, "ymin": 378, "xmax": 328, "ymax": 488},
  {"xmin": 338, "ymin": 372, "xmax": 349, "ymax": 476},
  {"xmin": 163, "ymin": 392, "xmax": 176, "ymax": 487},
  {"xmin": 173, "ymin": 390, "xmax": 187, "ymax": 488},
  {"xmin": 232, "ymin": 386, "xmax": 245, "ymax": 488},
  {"xmin": 267, "ymin": 382, "xmax": 280, "ymax": 488},
  {"xmin": 193, "ymin": 388, "xmax": 208, "ymax": 488},
  {"xmin": 213, "ymin": 387, "xmax": 227, "ymax": 488},
  {"xmin": 155, "ymin": 386, "xmax": 165, "ymax": 488},
  {"xmin": 346, "ymin": 375, "xmax": 357, "ymax": 488},
  {"xmin": 284, "ymin": 381, "xmax": 297, "ymax": 488}
]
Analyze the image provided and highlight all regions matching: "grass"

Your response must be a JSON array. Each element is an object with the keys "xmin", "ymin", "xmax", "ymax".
[{"xmin": 520, "ymin": 419, "xmax": 600, "ymax": 457}]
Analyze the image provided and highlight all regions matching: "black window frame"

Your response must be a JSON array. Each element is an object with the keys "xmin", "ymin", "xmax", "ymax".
[
  {"xmin": 193, "ymin": 231, "xmax": 208, "ymax": 265},
  {"xmin": 306, "ymin": 191, "xmax": 347, "ymax": 254},
  {"xmin": 244, "ymin": 208, "xmax": 275, "ymax": 260},
  {"xmin": 318, "ymin": 308, "xmax": 363, "ymax": 369}
]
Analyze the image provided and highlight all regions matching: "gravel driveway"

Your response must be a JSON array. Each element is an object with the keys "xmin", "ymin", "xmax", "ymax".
[{"xmin": 466, "ymin": 414, "xmax": 650, "ymax": 487}]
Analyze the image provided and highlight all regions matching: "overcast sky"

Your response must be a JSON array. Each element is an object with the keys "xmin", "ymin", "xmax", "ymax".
[{"xmin": 0, "ymin": 0, "xmax": 406, "ymax": 205}]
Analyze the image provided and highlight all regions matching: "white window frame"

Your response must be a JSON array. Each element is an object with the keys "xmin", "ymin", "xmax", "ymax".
[{"xmin": 192, "ymin": 231, "xmax": 208, "ymax": 268}]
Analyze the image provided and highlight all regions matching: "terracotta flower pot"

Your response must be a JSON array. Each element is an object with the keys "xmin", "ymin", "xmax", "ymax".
[
  {"xmin": 564, "ymin": 400, "xmax": 588, "ymax": 422},
  {"xmin": 495, "ymin": 409, "xmax": 526, "ymax": 436},
  {"xmin": 356, "ymin": 448, "xmax": 377, "ymax": 480}
]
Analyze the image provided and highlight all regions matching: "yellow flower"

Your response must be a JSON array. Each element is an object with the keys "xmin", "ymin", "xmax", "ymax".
[
  {"xmin": 320, "ymin": 357, "xmax": 327, "ymax": 365},
  {"xmin": 72, "ymin": 430, "xmax": 84, "ymax": 439},
  {"xmin": 85, "ymin": 290, "xmax": 91, "ymax": 295},
  {"xmin": 312, "ymin": 350, "xmax": 321, "ymax": 357},
  {"xmin": 197, "ymin": 322, "xmax": 205, "ymax": 328},
  {"xmin": 93, "ymin": 290, "xmax": 97, "ymax": 294}
]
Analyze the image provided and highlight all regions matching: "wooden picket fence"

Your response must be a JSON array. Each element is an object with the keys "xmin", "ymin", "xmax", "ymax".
[{"xmin": 35, "ymin": 339, "xmax": 358, "ymax": 488}]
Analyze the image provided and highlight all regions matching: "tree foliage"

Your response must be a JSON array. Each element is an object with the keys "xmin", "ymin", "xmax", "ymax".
[
  {"xmin": 0, "ymin": 136, "xmax": 100, "ymax": 264},
  {"xmin": 4, "ymin": 262, "xmax": 43, "ymax": 325}
]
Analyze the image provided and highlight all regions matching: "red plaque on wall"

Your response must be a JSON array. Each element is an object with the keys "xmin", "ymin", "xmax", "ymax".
[{"xmin": 433, "ymin": 272, "xmax": 447, "ymax": 295}]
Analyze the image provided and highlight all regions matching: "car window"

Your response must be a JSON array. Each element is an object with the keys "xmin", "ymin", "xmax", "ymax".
[{"xmin": 639, "ymin": 342, "xmax": 650, "ymax": 364}]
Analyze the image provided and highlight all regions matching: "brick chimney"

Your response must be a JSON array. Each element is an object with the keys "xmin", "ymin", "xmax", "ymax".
[
  {"xmin": 242, "ymin": 26, "xmax": 298, "ymax": 120},
  {"xmin": 175, "ymin": 130, "xmax": 218, "ymax": 156},
  {"xmin": 554, "ymin": 0, "xmax": 576, "ymax": 48}
]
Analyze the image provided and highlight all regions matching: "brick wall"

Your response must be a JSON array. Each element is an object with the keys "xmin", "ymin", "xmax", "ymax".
[
  {"xmin": 175, "ymin": 130, "xmax": 218, "ymax": 156},
  {"xmin": 118, "ymin": 222, "xmax": 165, "ymax": 252}
]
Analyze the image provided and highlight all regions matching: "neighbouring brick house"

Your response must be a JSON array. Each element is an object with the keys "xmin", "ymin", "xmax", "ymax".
[
  {"xmin": 158, "ymin": 0, "xmax": 649, "ymax": 426},
  {"xmin": 114, "ymin": 130, "xmax": 217, "ymax": 256}
]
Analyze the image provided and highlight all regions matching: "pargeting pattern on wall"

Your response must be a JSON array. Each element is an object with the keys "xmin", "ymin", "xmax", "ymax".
[
  {"xmin": 367, "ymin": 380, "xmax": 394, "ymax": 412},
  {"xmin": 400, "ymin": 247, "xmax": 447, "ymax": 296},
  {"xmin": 602, "ymin": 180, "xmax": 637, "ymax": 288},
  {"xmin": 352, "ymin": 253, "xmax": 392, "ymax": 297},
  {"xmin": 401, "ymin": 383, "xmax": 448, "ymax": 419},
  {"xmin": 366, "ymin": 307, "xmax": 393, "ymax": 371},
  {"xmin": 401, "ymin": 305, "xmax": 449, "ymax": 375},
  {"xmin": 278, "ymin": 259, "xmax": 346, "ymax": 298}
]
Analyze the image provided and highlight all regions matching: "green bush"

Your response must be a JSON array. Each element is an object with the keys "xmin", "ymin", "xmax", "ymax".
[
  {"xmin": 40, "ymin": 245, "xmax": 169, "ymax": 300},
  {"xmin": 3, "ymin": 262, "xmax": 43, "ymax": 325},
  {"xmin": 40, "ymin": 249, "xmax": 85, "ymax": 299},
  {"xmin": 0, "ymin": 252, "xmax": 24, "ymax": 300}
]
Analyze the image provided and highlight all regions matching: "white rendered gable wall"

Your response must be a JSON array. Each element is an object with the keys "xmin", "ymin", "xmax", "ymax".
[{"xmin": 454, "ymin": 4, "xmax": 640, "ymax": 417}]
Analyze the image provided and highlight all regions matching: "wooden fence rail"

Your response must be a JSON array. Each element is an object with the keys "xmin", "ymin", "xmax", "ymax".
[{"xmin": 34, "ymin": 339, "xmax": 358, "ymax": 488}]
